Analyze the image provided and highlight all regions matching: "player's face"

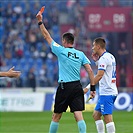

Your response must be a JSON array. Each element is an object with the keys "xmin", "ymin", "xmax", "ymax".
[{"xmin": 92, "ymin": 42, "xmax": 99, "ymax": 54}]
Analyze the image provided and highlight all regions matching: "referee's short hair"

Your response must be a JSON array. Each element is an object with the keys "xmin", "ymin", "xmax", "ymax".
[
  {"xmin": 62, "ymin": 32, "xmax": 74, "ymax": 44},
  {"xmin": 94, "ymin": 37, "xmax": 106, "ymax": 49}
]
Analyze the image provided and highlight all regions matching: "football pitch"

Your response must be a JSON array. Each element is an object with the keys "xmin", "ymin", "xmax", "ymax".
[{"xmin": 0, "ymin": 111, "xmax": 132, "ymax": 133}]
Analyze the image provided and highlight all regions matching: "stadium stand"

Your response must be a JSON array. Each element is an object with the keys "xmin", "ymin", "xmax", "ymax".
[{"xmin": 0, "ymin": 0, "xmax": 132, "ymax": 88}]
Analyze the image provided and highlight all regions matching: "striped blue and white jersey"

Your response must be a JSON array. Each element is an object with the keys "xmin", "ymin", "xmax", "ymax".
[{"xmin": 97, "ymin": 52, "xmax": 118, "ymax": 95}]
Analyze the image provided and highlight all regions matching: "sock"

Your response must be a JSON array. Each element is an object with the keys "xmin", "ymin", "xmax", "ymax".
[
  {"xmin": 49, "ymin": 121, "xmax": 59, "ymax": 133},
  {"xmin": 77, "ymin": 120, "xmax": 86, "ymax": 133},
  {"xmin": 106, "ymin": 122, "xmax": 115, "ymax": 133},
  {"xmin": 95, "ymin": 120, "xmax": 105, "ymax": 133}
]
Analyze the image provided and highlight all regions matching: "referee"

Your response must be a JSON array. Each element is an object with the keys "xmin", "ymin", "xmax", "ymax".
[{"xmin": 36, "ymin": 7, "xmax": 96, "ymax": 133}]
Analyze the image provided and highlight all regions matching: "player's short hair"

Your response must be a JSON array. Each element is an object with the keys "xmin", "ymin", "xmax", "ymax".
[
  {"xmin": 94, "ymin": 37, "xmax": 106, "ymax": 49},
  {"xmin": 62, "ymin": 32, "xmax": 74, "ymax": 44}
]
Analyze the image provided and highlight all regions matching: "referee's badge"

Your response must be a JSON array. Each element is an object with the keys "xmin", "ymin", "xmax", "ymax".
[{"xmin": 53, "ymin": 43, "xmax": 60, "ymax": 47}]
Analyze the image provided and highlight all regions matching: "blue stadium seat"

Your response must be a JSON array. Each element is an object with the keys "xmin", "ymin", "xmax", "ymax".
[
  {"xmin": 36, "ymin": 42, "xmax": 43, "ymax": 52},
  {"xmin": 35, "ymin": 58, "xmax": 43, "ymax": 69},
  {"xmin": 19, "ymin": 58, "xmax": 27, "ymax": 67},
  {"xmin": 52, "ymin": 25, "xmax": 60, "ymax": 33},
  {"xmin": 24, "ymin": 51, "xmax": 31, "ymax": 59},
  {"xmin": 4, "ymin": 58, "xmax": 11, "ymax": 66},
  {"xmin": 11, "ymin": 58, "xmax": 18, "ymax": 66},
  {"xmin": 27, "ymin": 58, "xmax": 35, "ymax": 68},
  {"xmin": 53, "ymin": 33, "xmax": 61, "ymax": 43}
]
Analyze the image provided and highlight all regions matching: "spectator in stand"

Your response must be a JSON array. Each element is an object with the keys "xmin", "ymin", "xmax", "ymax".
[
  {"xmin": 85, "ymin": 38, "xmax": 92, "ymax": 57},
  {"xmin": 101, "ymin": 33, "xmax": 110, "ymax": 52},
  {"xmin": 27, "ymin": 67, "xmax": 36, "ymax": 92},
  {"xmin": 39, "ymin": 65, "xmax": 48, "ymax": 87},
  {"xmin": 14, "ymin": 36, "xmax": 24, "ymax": 59},
  {"xmin": 48, "ymin": 3, "xmax": 59, "ymax": 26},
  {"xmin": 119, "ymin": 67, "xmax": 127, "ymax": 87},
  {"xmin": 118, "ymin": 42, "xmax": 129, "ymax": 70}
]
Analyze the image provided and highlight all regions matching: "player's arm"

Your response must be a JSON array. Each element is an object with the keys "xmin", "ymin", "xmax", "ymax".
[
  {"xmin": 84, "ymin": 69, "xmax": 104, "ymax": 93},
  {"xmin": 0, "ymin": 66, "xmax": 21, "ymax": 78},
  {"xmin": 84, "ymin": 64, "xmax": 96, "ymax": 98},
  {"xmin": 36, "ymin": 6, "xmax": 53, "ymax": 45},
  {"xmin": 94, "ymin": 69, "xmax": 104, "ymax": 84},
  {"xmin": 0, "ymin": 72, "xmax": 8, "ymax": 77}
]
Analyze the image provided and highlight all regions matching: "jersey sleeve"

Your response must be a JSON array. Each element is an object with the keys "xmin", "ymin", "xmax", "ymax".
[
  {"xmin": 82, "ymin": 52, "xmax": 91, "ymax": 65},
  {"xmin": 98, "ymin": 56, "xmax": 107, "ymax": 71},
  {"xmin": 51, "ymin": 40, "xmax": 64, "ymax": 56}
]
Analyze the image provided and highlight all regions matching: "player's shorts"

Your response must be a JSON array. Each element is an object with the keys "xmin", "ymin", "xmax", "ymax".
[
  {"xmin": 54, "ymin": 80, "xmax": 84, "ymax": 113},
  {"xmin": 95, "ymin": 95, "xmax": 117, "ymax": 115}
]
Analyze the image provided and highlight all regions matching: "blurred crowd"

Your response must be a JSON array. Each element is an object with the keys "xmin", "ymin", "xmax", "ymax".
[{"xmin": 0, "ymin": 0, "xmax": 132, "ymax": 89}]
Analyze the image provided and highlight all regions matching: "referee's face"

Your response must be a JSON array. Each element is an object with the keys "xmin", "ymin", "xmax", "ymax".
[{"xmin": 62, "ymin": 38, "xmax": 67, "ymax": 47}]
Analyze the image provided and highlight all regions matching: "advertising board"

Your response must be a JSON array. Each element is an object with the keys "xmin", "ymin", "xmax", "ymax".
[{"xmin": 85, "ymin": 7, "xmax": 132, "ymax": 32}]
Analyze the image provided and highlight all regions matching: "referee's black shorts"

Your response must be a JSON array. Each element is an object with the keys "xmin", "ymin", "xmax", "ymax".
[{"xmin": 54, "ymin": 80, "xmax": 84, "ymax": 113}]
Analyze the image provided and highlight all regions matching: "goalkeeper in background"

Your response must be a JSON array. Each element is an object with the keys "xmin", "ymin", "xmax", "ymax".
[
  {"xmin": 84, "ymin": 38, "xmax": 118, "ymax": 133},
  {"xmin": 36, "ymin": 6, "xmax": 96, "ymax": 133}
]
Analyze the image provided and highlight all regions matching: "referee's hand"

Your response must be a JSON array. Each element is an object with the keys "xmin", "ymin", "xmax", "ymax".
[
  {"xmin": 36, "ymin": 6, "xmax": 45, "ymax": 22},
  {"xmin": 83, "ymin": 88, "xmax": 89, "ymax": 94}
]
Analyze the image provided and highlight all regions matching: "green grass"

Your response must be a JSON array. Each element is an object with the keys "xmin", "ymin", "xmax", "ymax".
[{"xmin": 0, "ymin": 111, "xmax": 133, "ymax": 133}]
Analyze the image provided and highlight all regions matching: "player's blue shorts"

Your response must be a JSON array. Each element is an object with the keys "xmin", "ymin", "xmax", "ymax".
[{"xmin": 95, "ymin": 95, "xmax": 117, "ymax": 115}]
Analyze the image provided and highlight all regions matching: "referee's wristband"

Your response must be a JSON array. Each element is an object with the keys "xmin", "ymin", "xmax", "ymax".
[
  {"xmin": 38, "ymin": 21, "xmax": 43, "ymax": 25},
  {"xmin": 90, "ymin": 85, "xmax": 96, "ymax": 91}
]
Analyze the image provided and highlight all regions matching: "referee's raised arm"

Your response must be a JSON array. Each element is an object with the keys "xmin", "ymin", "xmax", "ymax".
[{"xmin": 36, "ymin": 6, "xmax": 53, "ymax": 46}]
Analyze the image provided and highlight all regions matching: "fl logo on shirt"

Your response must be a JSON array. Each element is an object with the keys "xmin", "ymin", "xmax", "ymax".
[{"xmin": 68, "ymin": 52, "xmax": 79, "ymax": 59}]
